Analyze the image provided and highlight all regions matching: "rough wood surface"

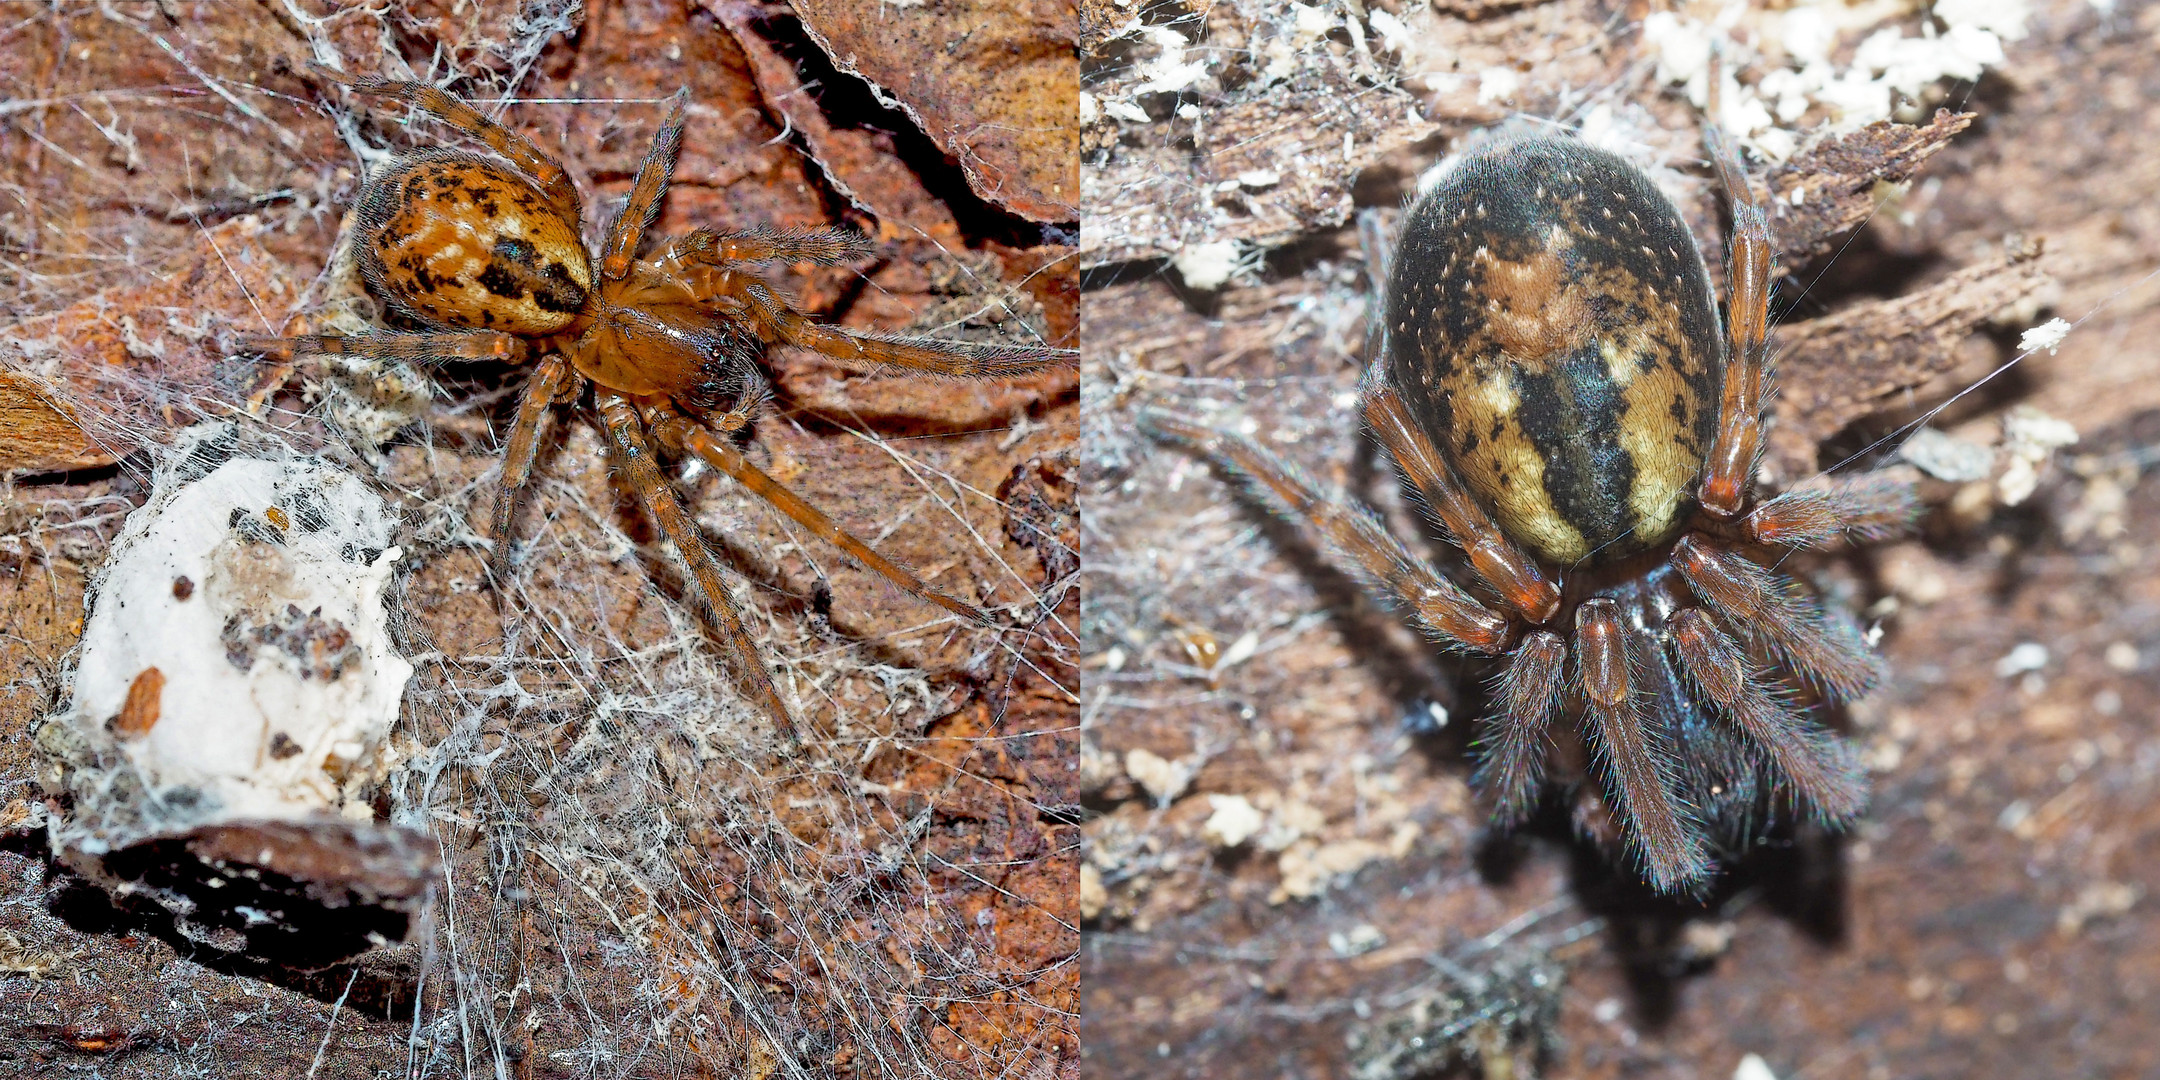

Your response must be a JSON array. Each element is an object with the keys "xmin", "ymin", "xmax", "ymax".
[
  {"xmin": 1080, "ymin": 0, "xmax": 2160, "ymax": 1077},
  {"xmin": 0, "ymin": 2, "xmax": 1078, "ymax": 1076}
]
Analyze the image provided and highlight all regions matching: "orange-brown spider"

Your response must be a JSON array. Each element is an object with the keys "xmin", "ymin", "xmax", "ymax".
[
  {"xmin": 245, "ymin": 68, "xmax": 1072, "ymax": 743},
  {"xmin": 1146, "ymin": 74, "xmax": 1916, "ymax": 893}
]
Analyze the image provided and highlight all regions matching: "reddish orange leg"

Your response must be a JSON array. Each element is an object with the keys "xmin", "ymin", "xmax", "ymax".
[
  {"xmin": 1140, "ymin": 410, "xmax": 1510, "ymax": 654},
  {"xmin": 597, "ymin": 392, "xmax": 798, "ymax": 745},
  {"xmin": 1697, "ymin": 54, "xmax": 1776, "ymax": 519},
  {"xmin": 1363, "ymin": 386, "xmax": 1560, "ymax": 622},
  {"xmin": 1669, "ymin": 608, "xmax": 1868, "ymax": 824},
  {"xmin": 1746, "ymin": 475, "xmax": 1919, "ymax": 548},
  {"xmin": 701, "ymin": 271, "xmax": 1073, "ymax": 378},
  {"xmin": 490, "ymin": 354, "xmax": 578, "ymax": 585},
  {"xmin": 1576, "ymin": 599, "xmax": 1711, "ymax": 893},
  {"xmin": 308, "ymin": 64, "xmax": 581, "ymax": 226},
  {"xmin": 598, "ymin": 89, "xmax": 690, "ymax": 281},
  {"xmin": 646, "ymin": 405, "xmax": 994, "ymax": 627},
  {"xmin": 1673, "ymin": 535, "xmax": 1881, "ymax": 700},
  {"xmin": 239, "ymin": 330, "xmax": 528, "ymax": 365},
  {"xmin": 670, "ymin": 226, "xmax": 875, "ymax": 267},
  {"xmin": 1476, "ymin": 632, "xmax": 1567, "ymax": 827}
]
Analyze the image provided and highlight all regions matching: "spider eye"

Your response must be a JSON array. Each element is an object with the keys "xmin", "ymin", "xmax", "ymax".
[{"xmin": 495, "ymin": 238, "xmax": 534, "ymax": 264}]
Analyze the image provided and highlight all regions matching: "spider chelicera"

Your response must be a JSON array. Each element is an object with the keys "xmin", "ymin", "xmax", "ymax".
[
  {"xmin": 245, "ymin": 66, "xmax": 1074, "ymax": 743},
  {"xmin": 1146, "ymin": 78, "xmax": 1917, "ymax": 893}
]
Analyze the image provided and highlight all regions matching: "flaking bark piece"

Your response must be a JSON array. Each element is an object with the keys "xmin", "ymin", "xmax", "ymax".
[
  {"xmin": 1770, "ymin": 246, "xmax": 2055, "ymax": 478},
  {"xmin": 1082, "ymin": 68, "xmax": 1436, "ymax": 268},
  {"xmin": 713, "ymin": 2, "xmax": 961, "ymax": 238},
  {"xmin": 785, "ymin": 0, "xmax": 1078, "ymax": 223},
  {"xmin": 1768, "ymin": 110, "xmax": 1976, "ymax": 265}
]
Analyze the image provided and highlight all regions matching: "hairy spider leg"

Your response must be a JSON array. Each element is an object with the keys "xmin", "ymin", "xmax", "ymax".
[
  {"xmin": 1698, "ymin": 55, "xmax": 1776, "ymax": 520},
  {"xmin": 1576, "ymin": 599, "xmax": 1713, "ymax": 892},
  {"xmin": 309, "ymin": 64, "xmax": 582, "ymax": 227},
  {"xmin": 1354, "ymin": 212, "xmax": 1572, "ymax": 827},
  {"xmin": 598, "ymin": 392, "xmax": 799, "ymax": 744},
  {"xmin": 1746, "ymin": 474, "xmax": 1921, "ymax": 547},
  {"xmin": 645, "ymin": 404, "xmax": 994, "ymax": 626},
  {"xmin": 1476, "ymin": 632, "xmax": 1567, "ymax": 827},
  {"xmin": 690, "ymin": 269, "xmax": 1072, "ymax": 379},
  {"xmin": 1362, "ymin": 385, "xmax": 1561, "ymax": 622},
  {"xmin": 1138, "ymin": 410, "xmax": 1510, "ymax": 653},
  {"xmin": 1672, "ymin": 535, "xmax": 1882, "ymax": 701},
  {"xmin": 671, "ymin": 226, "xmax": 877, "ymax": 267},
  {"xmin": 238, "ymin": 330, "xmax": 530, "ymax": 365},
  {"xmin": 599, "ymin": 89, "xmax": 690, "ymax": 281},
  {"xmin": 490, "ymin": 354, "xmax": 579, "ymax": 584},
  {"xmin": 1668, "ymin": 608, "xmax": 1868, "ymax": 823}
]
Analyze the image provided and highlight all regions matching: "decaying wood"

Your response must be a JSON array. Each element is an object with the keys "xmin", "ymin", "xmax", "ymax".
[{"xmin": 1772, "ymin": 244, "xmax": 2055, "ymax": 477}]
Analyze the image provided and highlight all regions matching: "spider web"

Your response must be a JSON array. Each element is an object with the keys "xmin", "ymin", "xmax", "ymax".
[{"xmin": 0, "ymin": 4, "xmax": 1077, "ymax": 1077}]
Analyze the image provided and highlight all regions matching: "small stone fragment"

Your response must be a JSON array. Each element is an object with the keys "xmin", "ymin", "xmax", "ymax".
[{"xmin": 1900, "ymin": 427, "xmax": 1995, "ymax": 482}]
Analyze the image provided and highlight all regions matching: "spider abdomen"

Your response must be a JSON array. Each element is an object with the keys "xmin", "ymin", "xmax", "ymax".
[
  {"xmin": 1387, "ymin": 137, "xmax": 1725, "ymax": 567},
  {"xmin": 354, "ymin": 150, "xmax": 593, "ymax": 334}
]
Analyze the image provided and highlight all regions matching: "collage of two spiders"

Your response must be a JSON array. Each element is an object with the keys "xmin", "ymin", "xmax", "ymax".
[{"xmin": 0, "ymin": 0, "xmax": 2155, "ymax": 1078}]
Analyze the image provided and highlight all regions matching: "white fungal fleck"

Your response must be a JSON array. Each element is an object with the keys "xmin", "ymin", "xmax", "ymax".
[
  {"xmin": 1125, "ymin": 747, "xmax": 1194, "ymax": 804},
  {"xmin": 1477, "ymin": 67, "xmax": 1521, "ymax": 105},
  {"xmin": 1172, "ymin": 239, "xmax": 1246, "ymax": 291},
  {"xmin": 1203, "ymin": 793, "xmax": 1265, "ymax": 848},
  {"xmin": 2019, "ymin": 316, "xmax": 2072, "ymax": 354},
  {"xmin": 1102, "ymin": 98, "xmax": 1152, "ymax": 124},
  {"xmin": 1734, "ymin": 1052, "xmax": 1780, "ymax": 1080},
  {"xmin": 1998, "ymin": 406, "xmax": 2078, "ymax": 506},
  {"xmin": 1132, "ymin": 26, "xmax": 1210, "ymax": 96},
  {"xmin": 1995, "ymin": 642, "xmax": 2050, "ymax": 678}
]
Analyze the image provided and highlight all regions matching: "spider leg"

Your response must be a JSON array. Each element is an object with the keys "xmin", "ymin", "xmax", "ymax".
[
  {"xmin": 1364, "ymin": 385, "xmax": 1560, "ymax": 622},
  {"xmin": 239, "ymin": 330, "xmax": 528, "ymax": 365},
  {"xmin": 1746, "ymin": 474, "xmax": 1920, "ymax": 548},
  {"xmin": 489, "ymin": 354, "xmax": 578, "ymax": 585},
  {"xmin": 1697, "ymin": 53, "xmax": 1776, "ymax": 519},
  {"xmin": 670, "ymin": 226, "xmax": 875, "ymax": 267},
  {"xmin": 1638, "ymin": 623, "xmax": 1759, "ymax": 831},
  {"xmin": 1672, "ymin": 535, "xmax": 1882, "ymax": 700},
  {"xmin": 1476, "ymin": 631, "xmax": 1566, "ymax": 827},
  {"xmin": 1576, "ymin": 598, "xmax": 1712, "ymax": 892},
  {"xmin": 597, "ymin": 391, "xmax": 799, "ymax": 744},
  {"xmin": 308, "ymin": 64, "xmax": 581, "ymax": 225},
  {"xmin": 1669, "ymin": 608, "xmax": 1868, "ymax": 824},
  {"xmin": 598, "ymin": 89, "xmax": 690, "ymax": 281},
  {"xmin": 646, "ymin": 404, "xmax": 995, "ymax": 626},
  {"xmin": 1140, "ymin": 410, "xmax": 1510, "ymax": 654},
  {"xmin": 695, "ymin": 271, "xmax": 1072, "ymax": 378}
]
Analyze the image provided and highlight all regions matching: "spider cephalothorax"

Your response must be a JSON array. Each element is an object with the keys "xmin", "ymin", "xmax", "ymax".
[
  {"xmin": 247, "ymin": 67, "xmax": 1073, "ymax": 742},
  {"xmin": 1148, "ymin": 90, "xmax": 1916, "ymax": 893}
]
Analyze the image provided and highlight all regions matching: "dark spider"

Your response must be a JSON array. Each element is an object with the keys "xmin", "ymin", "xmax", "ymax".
[
  {"xmin": 245, "ymin": 66, "xmax": 1075, "ymax": 743},
  {"xmin": 1144, "ymin": 71, "xmax": 1917, "ymax": 894}
]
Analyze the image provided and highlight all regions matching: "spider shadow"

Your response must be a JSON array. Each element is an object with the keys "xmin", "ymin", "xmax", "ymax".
[
  {"xmin": 1197, "ymin": 428, "xmax": 1485, "ymax": 767},
  {"xmin": 0, "ymin": 829, "xmax": 419, "ymax": 1021},
  {"xmin": 1476, "ymin": 797, "xmax": 1853, "ymax": 1030}
]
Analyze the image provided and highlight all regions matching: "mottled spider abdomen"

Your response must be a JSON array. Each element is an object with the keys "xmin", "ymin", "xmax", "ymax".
[
  {"xmin": 1387, "ymin": 137, "xmax": 1724, "ymax": 566},
  {"xmin": 354, "ymin": 149, "xmax": 592, "ymax": 334}
]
